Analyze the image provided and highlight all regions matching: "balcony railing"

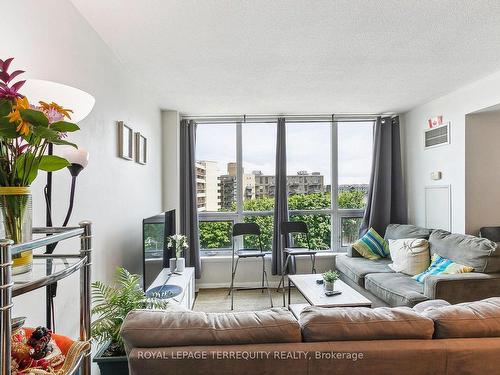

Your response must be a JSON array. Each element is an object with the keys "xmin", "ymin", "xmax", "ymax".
[{"xmin": 198, "ymin": 208, "xmax": 364, "ymax": 253}]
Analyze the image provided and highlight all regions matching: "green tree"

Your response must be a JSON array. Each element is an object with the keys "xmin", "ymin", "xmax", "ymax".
[
  {"xmin": 338, "ymin": 189, "xmax": 365, "ymax": 244},
  {"xmin": 242, "ymin": 196, "xmax": 274, "ymax": 250},
  {"xmin": 198, "ymin": 189, "xmax": 366, "ymax": 250},
  {"xmin": 288, "ymin": 192, "xmax": 331, "ymax": 249},
  {"xmin": 338, "ymin": 189, "xmax": 365, "ymax": 209},
  {"xmin": 199, "ymin": 221, "xmax": 232, "ymax": 249}
]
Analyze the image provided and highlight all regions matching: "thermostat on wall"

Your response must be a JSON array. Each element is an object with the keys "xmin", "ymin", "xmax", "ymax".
[{"xmin": 431, "ymin": 171, "xmax": 442, "ymax": 180}]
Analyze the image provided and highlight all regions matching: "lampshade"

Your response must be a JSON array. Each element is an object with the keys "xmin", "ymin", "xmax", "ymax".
[
  {"xmin": 61, "ymin": 147, "xmax": 89, "ymax": 169},
  {"xmin": 22, "ymin": 79, "xmax": 95, "ymax": 123}
]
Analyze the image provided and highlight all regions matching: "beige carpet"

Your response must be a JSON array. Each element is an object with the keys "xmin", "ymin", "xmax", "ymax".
[{"xmin": 193, "ymin": 288, "xmax": 307, "ymax": 312}]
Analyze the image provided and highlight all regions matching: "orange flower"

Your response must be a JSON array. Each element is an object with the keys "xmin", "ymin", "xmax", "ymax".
[
  {"xmin": 38, "ymin": 101, "xmax": 73, "ymax": 119},
  {"xmin": 16, "ymin": 121, "xmax": 30, "ymax": 136},
  {"xmin": 7, "ymin": 97, "xmax": 30, "ymax": 136}
]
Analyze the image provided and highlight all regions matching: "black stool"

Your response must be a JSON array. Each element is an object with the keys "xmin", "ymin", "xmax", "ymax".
[
  {"xmin": 277, "ymin": 221, "xmax": 317, "ymax": 306},
  {"xmin": 228, "ymin": 222, "xmax": 273, "ymax": 310}
]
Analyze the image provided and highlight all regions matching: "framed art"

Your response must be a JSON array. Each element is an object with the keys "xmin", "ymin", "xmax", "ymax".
[
  {"xmin": 135, "ymin": 132, "xmax": 147, "ymax": 165},
  {"xmin": 118, "ymin": 121, "xmax": 133, "ymax": 160}
]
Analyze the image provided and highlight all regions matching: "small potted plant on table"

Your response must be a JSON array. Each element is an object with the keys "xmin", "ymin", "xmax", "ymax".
[
  {"xmin": 322, "ymin": 270, "xmax": 339, "ymax": 292},
  {"xmin": 91, "ymin": 267, "xmax": 168, "ymax": 375}
]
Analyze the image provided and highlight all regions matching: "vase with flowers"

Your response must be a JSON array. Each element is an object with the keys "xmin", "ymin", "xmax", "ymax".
[
  {"xmin": 166, "ymin": 234, "xmax": 189, "ymax": 273},
  {"xmin": 0, "ymin": 58, "xmax": 80, "ymax": 274}
]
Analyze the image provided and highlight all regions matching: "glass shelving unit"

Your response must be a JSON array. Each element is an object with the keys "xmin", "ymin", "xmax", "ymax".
[{"xmin": 0, "ymin": 221, "xmax": 93, "ymax": 375}]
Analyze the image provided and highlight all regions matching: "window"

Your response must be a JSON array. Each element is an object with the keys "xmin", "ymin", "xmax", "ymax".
[
  {"xmin": 242, "ymin": 123, "xmax": 276, "ymax": 250},
  {"xmin": 196, "ymin": 123, "xmax": 236, "ymax": 213},
  {"xmin": 337, "ymin": 121, "xmax": 373, "ymax": 246},
  {"xmin": 195, "ymin": 117, "xmax": 374, "ymax": 253},
  {"xmin": 287, "ymin": 122, "xmax": 332, "ymax": 248}
]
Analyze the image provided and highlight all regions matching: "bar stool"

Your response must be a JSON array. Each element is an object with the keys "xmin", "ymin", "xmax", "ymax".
[
  {"xmin": 228, "ymin": 222, "xmax": 273, "ymax": 310},
  {"xmin": 277, "ymin": 221, "xmax": 317, "ymax": 306}
]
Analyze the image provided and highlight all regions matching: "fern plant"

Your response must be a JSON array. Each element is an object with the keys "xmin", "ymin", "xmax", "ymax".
[{"xmin": 91, "ymin": 267, "xmax": 168, "ymax": 355}]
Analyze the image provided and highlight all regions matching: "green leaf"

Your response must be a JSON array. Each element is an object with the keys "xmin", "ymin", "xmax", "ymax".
[
  {"xmin": 50, "ymin": 138, "xmax": 78, "ymax": 148},
  {"xmin": 38, "ymin": 155, "xmax": 70, "ymax": 172},
  {"xmin": 0, "ymin": 119, "xmax": 19, "ymax": 138},
  {"xmin": 50, "ymin": 121, "xmax": 80, "ymax": 133},
  {"xmin": 32, "ymin": 125, "xmax": 60, "ymax": 141},
  {"xmin": 19, "ymin": 109, "xmax": 48, "ymax": 127},
  {"xmin": 31, "ymin": 126, "xmax": 78, "ymax": 148},
  {"xmin": 15, "ymin": 153, "xmax": 39, "ymax": 185},
  {"xmin": 0, "ymin": 99, "xmax": 12, "ymax": 117}
]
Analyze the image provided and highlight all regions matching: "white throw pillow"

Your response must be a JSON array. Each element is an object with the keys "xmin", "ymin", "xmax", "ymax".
[{"xmin": 388, "ymin": 238, "xmax": 430, "ymax": 276}]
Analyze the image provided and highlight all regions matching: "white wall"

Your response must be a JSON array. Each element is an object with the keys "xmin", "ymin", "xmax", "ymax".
[
  {"xmin": 197, "ymin": 254, "xmax": 336, "ymax": 289},
  {"xmin": 403, "ymin": 70, "xmax": 500, "ymax": 233},
  {"xmin": 2, "ymin": 0, "xmax": 162, "ymax": 344},
  {"xmin": 162, "ymin": 110, "xmax": 180, "ymax": 226},
  {"xmin": 465, "ymin": 110, "xmax": 500, "ymax": 235}
]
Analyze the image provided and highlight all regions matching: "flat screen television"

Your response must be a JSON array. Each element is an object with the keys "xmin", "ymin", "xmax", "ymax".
[{"xmin": 142, "ymin": 210, "xmax": 176, "ymax": 290}]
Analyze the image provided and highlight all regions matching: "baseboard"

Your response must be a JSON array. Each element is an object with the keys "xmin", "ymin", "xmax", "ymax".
[{"xmin": 197, "ymin": 281, "xmax": 282, "ymax": 289}]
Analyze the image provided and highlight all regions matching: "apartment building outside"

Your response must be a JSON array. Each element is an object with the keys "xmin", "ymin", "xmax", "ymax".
[
  {"xmin": 196, "ymin": 161, "xmax": 221, "ymax": 211},
  {"xmin": 254, "ymin": 170, "xmax": 325, "ymax": 198}
]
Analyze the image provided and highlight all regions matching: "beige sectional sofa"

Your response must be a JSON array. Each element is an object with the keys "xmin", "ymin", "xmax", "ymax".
[{"xmin": 121, "ymin": 297, "xmax": 500, "ymax": 375}]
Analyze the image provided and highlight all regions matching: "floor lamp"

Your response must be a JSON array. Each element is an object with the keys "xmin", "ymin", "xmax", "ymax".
[
  {"xmin": 22, "ymin": 79, "xmax": 95, "ymax": 329},
  {"xmin": 45, "ymin": 148, "xmax": 89, "ymax": 329}
]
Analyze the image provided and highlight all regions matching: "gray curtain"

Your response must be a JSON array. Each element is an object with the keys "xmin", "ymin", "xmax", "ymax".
[
  {"xmin": 360, "ymin": 116, "xmax": 407, "ymax": 237},
  {"xmin": 180, "ymin": 119, "xmax": 201, "ymax": 278},
  {"xmin": 272, "ymin": 118, "xmax": 290, "ymax": 275}
]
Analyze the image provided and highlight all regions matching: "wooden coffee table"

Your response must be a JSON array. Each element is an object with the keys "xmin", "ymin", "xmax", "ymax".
[{"xmin": 287, "ymin": 273, "xmax": 372, "ymax": 318}]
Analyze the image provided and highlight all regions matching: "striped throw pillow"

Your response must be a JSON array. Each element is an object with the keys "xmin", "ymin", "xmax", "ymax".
[
  {"xmin": 352, "ymin": 228, "xmax": 389, "ymax": 260},
  {"xmin": 413, "ymin": 253, "xmax": 474, "ymax": 283}
]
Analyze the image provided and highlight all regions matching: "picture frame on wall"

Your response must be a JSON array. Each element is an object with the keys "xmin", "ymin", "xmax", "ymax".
[
  {"xmin": 118, "ymin": 121, "xmax": 133, "ymax": 160},
  {"xmin": 135, "ymin": 132, "xmax": 147, "ymax": 165}
]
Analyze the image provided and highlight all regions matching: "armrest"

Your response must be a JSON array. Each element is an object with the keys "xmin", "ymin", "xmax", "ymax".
[
  {"xmin": 424, "ymin": 272, "xmax": 500, "ymax": 304},
  {"xmin": 347, "ymin": 246, "xmax": 362, "ymax": 258}
]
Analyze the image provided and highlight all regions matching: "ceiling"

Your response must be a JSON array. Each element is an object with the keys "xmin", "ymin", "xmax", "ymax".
[{"xmin": 71, "ymin": 0, "xmax": 500, "ymax": 115}]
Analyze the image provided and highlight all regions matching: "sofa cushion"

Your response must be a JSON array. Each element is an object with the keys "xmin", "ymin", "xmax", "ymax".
[
  {"xmin": 422, "ymin": 297, "xmax": 500, "ymax": 339},
  {"xmin": 429, "ymin": 229, "xmax": 500, "ymax": 273},
  {"xmin": 413, "ymin": 299, "xmax": 451, "ymax": 314},
  {"xmin": 365, "ymin": 272, "xmax": 428, "ymax": 307},
  {"xmin": 120, "ymin": 308, "xmax": 301, "ymax": 349},
  {"xmin": 388, "ymin": 238, "xmax": 430, "ymax": 276},
  {"xmin": 385, "ymin": 224, "xmax": 432, "ymax": 241},
  {"xmin": 336, "ymin": 254, "xmax": 393, "ymax": 287},
  {"xmin": 413, "ymin": 253, "xmax": 474, "ymax": 283},
  {"xmin": 352, "ymin": 227, "xmax": 389, "ymax": 260},
  {"xmin": 299, "ymin": 305, "xmax": 434, "ymax": 342}
]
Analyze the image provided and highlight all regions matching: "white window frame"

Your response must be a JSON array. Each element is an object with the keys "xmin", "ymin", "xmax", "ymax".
[{"xmin": 196, "ymin": 118, "xmax": 372, "ymax": 254}]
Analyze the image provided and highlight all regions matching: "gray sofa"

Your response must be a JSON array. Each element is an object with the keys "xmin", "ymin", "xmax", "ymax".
[{"xmin": 336, "ymin": 224, "xmax": 500, "ymax": 307}]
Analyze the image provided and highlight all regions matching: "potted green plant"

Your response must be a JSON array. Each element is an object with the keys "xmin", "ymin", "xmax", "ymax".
[
  {"xmin": 322, "ymin": 270, "xmax": 339, "ymax": 292},
  {"xmin": 91, "ymin": 267, "xmax": 168, "ymax": 375}
]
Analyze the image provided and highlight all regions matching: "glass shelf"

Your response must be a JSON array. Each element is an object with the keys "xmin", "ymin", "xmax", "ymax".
[{"xmin": 13, "ymin": 256, "xmax": 86, "ymax": 297}]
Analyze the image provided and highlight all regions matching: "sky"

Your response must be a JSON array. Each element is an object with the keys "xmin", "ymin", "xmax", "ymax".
[{"xmin": 196, "ymin": 121, "xmax": 373, "ymax": 185}]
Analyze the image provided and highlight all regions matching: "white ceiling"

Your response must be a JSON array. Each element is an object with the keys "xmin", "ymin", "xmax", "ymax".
[{"xmin": 71, "ymin": 0, "xmax": 500, "ymax": 115}]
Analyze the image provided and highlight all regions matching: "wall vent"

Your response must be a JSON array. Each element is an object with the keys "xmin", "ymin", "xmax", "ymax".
[{"xmin": 424, "ymin": 123, "xmax": 450, "ymax": 149}]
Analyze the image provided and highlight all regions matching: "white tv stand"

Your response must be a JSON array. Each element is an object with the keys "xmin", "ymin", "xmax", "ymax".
[{"xmin": 147, "ymin": 267, "xmax": 195, "ymax": 309}]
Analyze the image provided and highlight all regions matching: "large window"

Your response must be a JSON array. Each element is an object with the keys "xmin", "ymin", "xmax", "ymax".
[
  {"xmin": 196, "ymin": 123, "xmax": 237, "ymax": 251},
  {"xmin": 337, "ymin": 121, "xmax": 373, "ymax": 246},
  {"xmin": 195, "ymin": 118, "xmax": 373, "ymax": 253},
  {"xmin": 287, "ymin": 122, "xmax": 331, "ymax": 249}
]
